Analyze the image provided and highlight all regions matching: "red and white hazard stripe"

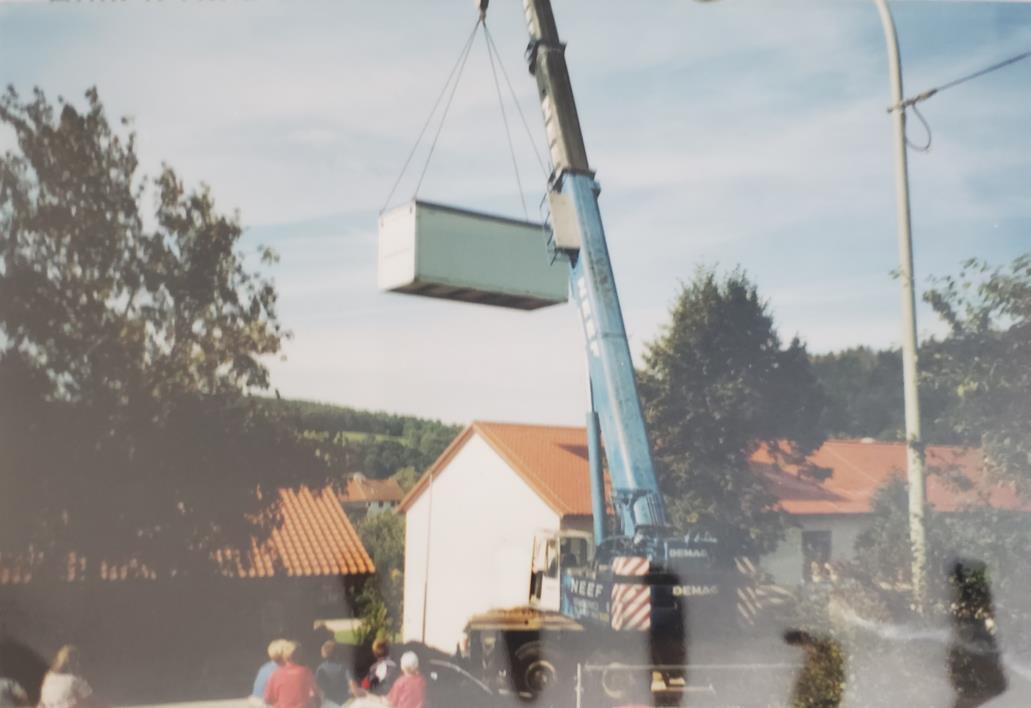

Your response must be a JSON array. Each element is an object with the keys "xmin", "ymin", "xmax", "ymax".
[
  {"xmin": 611, "ymin": 555, "xmax": 651, "ymax": 631},
  {"xmin": 733, "ymin": 555, "xmax": 793, "ymax": 626}
]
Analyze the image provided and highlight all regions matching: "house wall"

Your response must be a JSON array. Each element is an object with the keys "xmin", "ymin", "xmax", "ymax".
[
  {"xmin": 403, "ymin": 433, "xmax": 560, "ymax": 652},
  {"xmin": 762, "ymin": 514, "xmax": 871, "ymax": 586}
]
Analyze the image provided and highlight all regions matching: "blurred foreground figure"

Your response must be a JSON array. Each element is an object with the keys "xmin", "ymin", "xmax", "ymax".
[
  {"xmin": 784, "ymin": 630, "xmax": 845, "ymax": 708},
  {"xmin": 38, "ymin": 645, "xmax": 92, "ymax": 708},
  {"xmin": 384, "ymin": 652, "xmax": 425, "ymax": 708},
  {"xmin": 947, "ymin": 559, "xmax": 1007, "ymax": 708},
  {"xmin": 0, "ymin": 676, "xmax": 29, "ymax": 707},
  {"xmin": 264, "ymin": 641, "xmax": 318, "ymax": 708},
  {"xmin": 0, "ymin": 634, "xmax": 45, "ymax": 707},
  {"xmin": 315, "ymin": 641, "xmax": 351, "ymax": 708},
  {"xmin": 251, "ymin": 639, "xmax": 287, "ymax": 707}
]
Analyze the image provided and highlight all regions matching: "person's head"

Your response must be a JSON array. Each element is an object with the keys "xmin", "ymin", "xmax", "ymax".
[
  {"xmin": 281, "ymin": 641, "xmax": 301, "ymax": 664},
  {"xmin": 371, "ymin": 638, "xmax": 390, "ymax": 660},
  {"xmin": 321, "ymin": 640, "xmax": 338, "ymax": 661},
  {"xmin": 400, "ymin": 651, "xmax": 419, "ymax": 676},
  {"xmin": 267, "ymin": 639, "xmax": 288, "ymax": 664},
  {"xmin": 51, "ymin": 645, "xmax": 80, "ymax": 674}
]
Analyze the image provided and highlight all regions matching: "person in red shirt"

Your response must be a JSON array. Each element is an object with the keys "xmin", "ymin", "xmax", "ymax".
[
  {"xmin": 264, "ymin": 641, "xmax": 318, "ymax": 708},
  {"xmin": 385, "ymin": 652, "xmax": 426, "ymax": 708}
]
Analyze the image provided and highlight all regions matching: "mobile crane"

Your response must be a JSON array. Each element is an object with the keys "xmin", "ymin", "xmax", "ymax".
[{"xmin": 458, "ymin": 0, "xmax": 745, "ymax": 703}]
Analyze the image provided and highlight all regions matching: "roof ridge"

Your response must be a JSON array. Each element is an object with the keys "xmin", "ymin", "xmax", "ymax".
[{"xmin": 473, "ymin": 420, "xmax": 586, "ymax": 431}]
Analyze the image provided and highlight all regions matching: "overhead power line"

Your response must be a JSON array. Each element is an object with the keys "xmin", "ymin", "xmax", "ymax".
[{"xmin": 889, "ymin": 48, "xmax": 1031, "ymax": 113}]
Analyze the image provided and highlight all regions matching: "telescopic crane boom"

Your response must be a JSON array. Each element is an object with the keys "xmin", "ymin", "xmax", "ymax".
[{"xmin": 523, "ymin": 0, "xmax": 668, "ymax": 539}]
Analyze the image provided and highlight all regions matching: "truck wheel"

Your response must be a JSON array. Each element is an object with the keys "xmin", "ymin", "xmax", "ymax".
[
  {"xmin": 513, "ymin": 640, "xmax": 565, "ymax": 703},
  {"xmin": 589, "ymin": 651, "xmax": 651, "ymax": 704}
]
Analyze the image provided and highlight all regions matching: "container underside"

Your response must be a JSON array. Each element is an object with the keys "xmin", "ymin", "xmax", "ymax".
[{"xmin": 391, "ymin": 280, "xmax": 559, "ymax": 310}]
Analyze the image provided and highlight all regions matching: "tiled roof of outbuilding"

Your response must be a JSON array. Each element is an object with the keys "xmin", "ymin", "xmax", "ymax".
[
  {"xmin": 0, "ymin": 485, "xmax": 374, "ymax": 585},
  {"xmin": 216, "ymin": 485, "xmax": 375, "ymax": 578},
  {"xmin": 341, "ymin": 475, "xmax": 404, "ymax": 504}
]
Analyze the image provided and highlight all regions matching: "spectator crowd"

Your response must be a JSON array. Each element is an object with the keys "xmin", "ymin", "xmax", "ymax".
[{"xmin": 252, "ymin": 638, "xmax": 425, "ymax": 708}]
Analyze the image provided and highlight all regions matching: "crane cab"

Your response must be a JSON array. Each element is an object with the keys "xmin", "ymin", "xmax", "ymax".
[{"xmin": 528, "ymin": 529, "xmax": 593, "ymax": 612}]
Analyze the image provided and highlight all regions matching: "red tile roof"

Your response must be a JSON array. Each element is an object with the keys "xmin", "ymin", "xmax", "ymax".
[
  {"xmin": 398, "ymin": 422, "xmax": 598, "ymax": 516},
  {"xmin": 753, "ymin": 440, "xmax": 1028, "ymax": 515},
  {"xmin": 398, "ymin": 423, "xmax": 1029, "ymax": 518},
  {"xmin": 217, "ymin": 485, "xmax": 375, "ymax": 579},
  {"xmin": 0, "ymin": 485, "xmax": 374, "ymax": 585},
  {"xmin": 341, "ymin": 474, "xmax": 404, "ymax": 504}
]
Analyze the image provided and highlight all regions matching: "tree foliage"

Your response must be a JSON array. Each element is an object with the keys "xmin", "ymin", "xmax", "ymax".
[
  {"xmin": 638, "ymin": 268, "xmax": 827, "ymax": 558},
  {"xmin": 810, "ymin": 347, "xmax": 906, "ymax": 440},
  {"xmin": 811, "ymin": 345, "xmax": 963, "ymax": 444},
  {"xmin": 923, "ymin": 254, "xmax": 1031, "ymax": 492},
  {"xmin": 355, "ymin": 512, "xmax": 406, "ymax": 642},
  {"xmin": 259, "ymin": 398, "xmax": 459, "ymax": 478},
  {"xmin": 0, "ymin": 87, "xmax": 326, "ymax": 574}
]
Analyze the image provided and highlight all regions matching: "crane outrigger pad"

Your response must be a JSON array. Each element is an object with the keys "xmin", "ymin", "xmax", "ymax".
[{"xmin": 377, "ymin": 200, "xmax": 568, "ymax": 310}]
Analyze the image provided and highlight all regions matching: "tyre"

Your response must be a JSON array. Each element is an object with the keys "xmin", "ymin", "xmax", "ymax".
[
  {"xmin": 512, "ymin": 640, "xmax": 568, "ymax": 705},
  {"xmin": 587, "ymin": 650, "xmax": 652, "ymax": 706}
]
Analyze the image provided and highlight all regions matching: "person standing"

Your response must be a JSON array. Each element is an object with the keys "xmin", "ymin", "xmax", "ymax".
[
  {"xmin": 360, "ymin": 639, "xmax": 397, "ymax": 697},
  {"xmin": 314, "ymin": 641, "xmax": 350, "ymax": 708},
  {"xmin": 385, "ymin": 652, "xmax": 426, "ymax": 708},
  {"xmin": 38, "ymin": 645, "xmax": 92, "ymax": 708},
  {"xmin": 250, "ymin": 639, "xmax": 286, "ymax": 707},
  {"xmin": 264, "ymin": 641, "xmax": 318, "ymax": 708}
]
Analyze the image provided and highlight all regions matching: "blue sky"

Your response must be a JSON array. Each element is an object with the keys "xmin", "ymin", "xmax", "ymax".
[{"xmin": 1, "ymin": 0, "xmax": 1029, "ymax": 425}]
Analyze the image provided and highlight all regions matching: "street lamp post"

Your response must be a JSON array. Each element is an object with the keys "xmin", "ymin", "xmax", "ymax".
[{"xmin": 873, "ymin": 0, "xmax": 928, "ymax": 613}]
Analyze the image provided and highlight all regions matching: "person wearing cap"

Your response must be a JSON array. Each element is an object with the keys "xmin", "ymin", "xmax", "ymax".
[{"xmin": 384, "ymin": 652, "xmax": 425, "ymax": 708}]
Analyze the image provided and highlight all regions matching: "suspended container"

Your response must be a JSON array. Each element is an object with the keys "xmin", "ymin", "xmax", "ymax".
[{"xmin": 377, "ymin": 200, "xmax": 568, "ymax": 310}]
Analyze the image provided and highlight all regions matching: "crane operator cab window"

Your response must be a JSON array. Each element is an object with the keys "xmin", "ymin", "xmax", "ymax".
[{"xmin": 559, "ymin": 535, "xmax": 590, "ymax": 571}]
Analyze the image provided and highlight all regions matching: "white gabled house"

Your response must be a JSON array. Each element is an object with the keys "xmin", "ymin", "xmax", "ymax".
[{"xmin": 398, "ymin": 422, "xmax": 595, "ymax": 652}]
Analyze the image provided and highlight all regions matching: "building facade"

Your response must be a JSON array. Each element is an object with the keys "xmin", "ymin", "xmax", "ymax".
[{"xmin": 399, "ymin": 422, "xmax": 1015, "ymax": 652}]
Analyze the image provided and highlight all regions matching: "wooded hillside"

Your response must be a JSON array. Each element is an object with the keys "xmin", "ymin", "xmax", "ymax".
[{"xmin": 256, "ymin": 397, "xmax": 461, "ymax": 480}]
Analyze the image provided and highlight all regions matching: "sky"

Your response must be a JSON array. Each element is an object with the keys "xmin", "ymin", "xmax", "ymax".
[{"xmin": 1, "ymin": 0, "xmax": 1029, "ymax": 426}]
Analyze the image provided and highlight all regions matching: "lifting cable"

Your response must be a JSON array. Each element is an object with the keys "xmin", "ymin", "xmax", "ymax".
[
  {"xmin": 483, "ymin": 21, "xmax": 529, "ymax": 220},
  {"xmin": 380, "ymin": 17, "xmax": 481, "ymax": 213},
  {"xmin": 381, "ymin": 4, "xmax": 551, "ymax": 220},
  {"xmin": 483, "ymin": 24, "xmax": 553, "ymax": 183}
]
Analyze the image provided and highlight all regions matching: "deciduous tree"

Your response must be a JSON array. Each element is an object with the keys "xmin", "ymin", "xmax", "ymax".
[
  {"xmin": 0, "ymin": 87, "xmax": 324, "ymax": 574},
  {"xmin": 638, "ymin": 268, "xmax": 827, "ymax": 558},
  {"xmin": 923, "ymin": 254, "xmax": 1031, "ymax": 493}
]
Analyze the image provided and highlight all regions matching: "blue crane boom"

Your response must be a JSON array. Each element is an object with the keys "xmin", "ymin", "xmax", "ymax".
[{"xmin": 523, "ymin": 0, "xmax": 667, "ymax": 538}]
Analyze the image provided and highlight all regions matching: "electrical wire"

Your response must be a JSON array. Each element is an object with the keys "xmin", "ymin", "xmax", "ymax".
[
  {"xmin": 905, "ymin": 104, "xmax": 932, "ymax": 153},
  {"xmin": 483, "ymin": 23, "xmax": 529, "ymax": 220},
  {"xmin": 380, "ymin": 18, "xmax": 481, "ymax": 213},
  {"xmin": 889, "ymin": 48, "xmax": 1031, "ymax": 113}
]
